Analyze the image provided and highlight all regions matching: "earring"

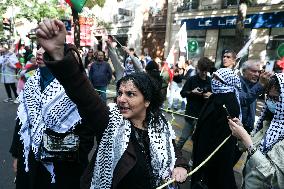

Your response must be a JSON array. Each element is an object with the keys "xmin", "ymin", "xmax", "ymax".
[{"xmin": 145, "ymin": 102, "xmax": 150, "ymax": 107}]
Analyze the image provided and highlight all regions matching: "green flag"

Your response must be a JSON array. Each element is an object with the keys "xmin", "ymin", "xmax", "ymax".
[{"xmin": 65, "ymin": 0, "xmax": 87, "ymax": 13}]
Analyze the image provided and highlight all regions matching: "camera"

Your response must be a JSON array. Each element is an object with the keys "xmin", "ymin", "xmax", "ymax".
[
  {"xmin": 197, "ymin": 87, "xmax": 209, "ymax": 93},
  {"xmin": 197, "ymin": 88, "xmax": 203, "ymax": 92}
]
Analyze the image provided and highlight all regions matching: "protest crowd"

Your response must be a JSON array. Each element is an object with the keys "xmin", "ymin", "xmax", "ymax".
[{"xmin": 1, "ymin": 16, "xmax": 284, "ymax": 189}]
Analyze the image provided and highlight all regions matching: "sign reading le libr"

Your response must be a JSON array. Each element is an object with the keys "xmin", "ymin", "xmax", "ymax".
[{"xmin": 181, "ymin": 11, "xmax": 284, "ymax": 30}]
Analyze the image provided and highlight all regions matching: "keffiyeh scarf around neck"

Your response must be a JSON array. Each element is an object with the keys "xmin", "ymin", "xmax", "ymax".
[
  {"xmin": 18, "ymin": 69, "xmax": 81, "ymax": 182},
  {"xmin": 211, "ymin": 68, "xmax": 242, "ymax": 120},
  {"xmin": 253, "ymin": 73, "xmax": 284, "ymax": 154},
  {"xmin": 90, "ymin": 103, "xmax": 176, "ymax": 189}
]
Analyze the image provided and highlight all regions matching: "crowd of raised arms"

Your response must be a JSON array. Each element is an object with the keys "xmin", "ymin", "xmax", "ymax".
[{"xmin": 0, "ymin": 18, "xmax": 283, "ymax": 189}]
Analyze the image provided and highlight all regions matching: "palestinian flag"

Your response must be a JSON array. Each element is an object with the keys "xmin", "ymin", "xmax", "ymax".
[{"xmin": 65, "ymin": 0, "xmax": 87, "ymax": 13}]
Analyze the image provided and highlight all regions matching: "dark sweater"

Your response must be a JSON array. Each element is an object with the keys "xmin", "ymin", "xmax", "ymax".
[
  {"xmin": 89, "ymin": 61, "xmax": 112, "ymax": 87},
  {"xmin": 180, "ymin": 75, "xmax": 211, "ymax": 119}
]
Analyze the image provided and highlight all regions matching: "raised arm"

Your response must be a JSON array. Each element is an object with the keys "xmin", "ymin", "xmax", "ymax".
[
  {"xmin": 106, "ymin": 42, "xmax": 124, "ymax": 82},
  {"xmin": 36, "ymin": 19, "xmax": 109, "ymax": 137},
  {"xmin": 228, "ymin": 118, "xmax": 284, "ymax": 187},
  {"xmin": 122, "ymin": 46, "xmax": 143, "ymax": 72},
  {"xmin": 239, "ymin": 72, "xmax": 271, "ymax": 105}
]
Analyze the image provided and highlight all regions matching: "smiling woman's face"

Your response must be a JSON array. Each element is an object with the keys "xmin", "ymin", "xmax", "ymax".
[{"xmin": 116, "ymin": 80, "xmax": 150, "ymax": 121}]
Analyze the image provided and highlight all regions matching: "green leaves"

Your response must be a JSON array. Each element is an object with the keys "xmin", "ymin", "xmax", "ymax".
[
  {"xmin": 1, "ymin": 0, "xmax": 67, "ymax": 22},
  {"xmin": 85, "ymin": 0, "xmax": 105, "ymax": 8}
]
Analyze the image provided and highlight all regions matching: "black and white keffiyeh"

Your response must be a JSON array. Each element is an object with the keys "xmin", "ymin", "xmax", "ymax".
[
  {"xmin": 253, "ymin": 73, "xmax": 284, "ymax": 154},
  {"xmin": 90, "ymin": 103, "xmax": 176, "ymax": 189},
  {"xmin": 211, "ymin": 68, "xmax": 242, "ymax": 120},
  {"xmin": 211, "ymin": 68, "xmax": 241, "ymax": 94},
  {"xmin": 17, "ymin": 69, "xmax": 81, "ymax": 182}
]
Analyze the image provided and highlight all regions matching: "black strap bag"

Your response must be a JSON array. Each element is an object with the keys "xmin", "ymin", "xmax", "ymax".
[{"xmin": 39, "ymin": 128, "xmax": 80, "ymax": 162}]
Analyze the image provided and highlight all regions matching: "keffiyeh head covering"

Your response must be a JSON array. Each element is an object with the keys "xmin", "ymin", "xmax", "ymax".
[
  {"xmin": 124, "ymin": 57, "xmax": 135, "ymax": 76},
  {"xmin": 211, "ymin": 68, "xmax": 241, "ymax": 94},
  {"xmin": 253, "ymin": 73, "xmax": 284, "ymax": 154},
  {"xmin": 211, "ymin": 68, "xmax": 242, "ymax": 120}
]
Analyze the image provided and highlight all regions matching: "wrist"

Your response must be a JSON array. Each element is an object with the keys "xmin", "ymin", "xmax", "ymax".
[
  {"xmin": 247, "ymin": 144, "xmax": 257, "ymax": 156},
  {"xmin": 50, "ymin": 47, "xmax": 64, "ymax": 61}
]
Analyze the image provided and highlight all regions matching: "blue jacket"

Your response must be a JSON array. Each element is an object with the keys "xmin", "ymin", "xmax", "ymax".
[
  {"xmin": 239, "ymin": 76, "xmax": 264, "ymax": 132},
  {"xmin": 89, "ymin": 61, "xmax": 112, "ymax": 87}
]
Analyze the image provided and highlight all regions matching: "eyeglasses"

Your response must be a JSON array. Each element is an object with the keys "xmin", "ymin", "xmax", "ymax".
[
  {"xmin": 223, "ymin": 55, "xmax": 232, "ymax": 59},
  {"xmin": 267, "ymin": 95, "xmax": 279, "ymax": 102}
]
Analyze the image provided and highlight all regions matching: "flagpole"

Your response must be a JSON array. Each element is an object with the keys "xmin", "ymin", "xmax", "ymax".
[{"xmin": 111, "ymin": 35, "xmax": 123, "ymax": 47}]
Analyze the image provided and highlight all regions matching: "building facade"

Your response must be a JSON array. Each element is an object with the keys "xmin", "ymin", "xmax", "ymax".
[{"xmin": 165, "ymin": 0, "xmax": 284, "ymax": 67}]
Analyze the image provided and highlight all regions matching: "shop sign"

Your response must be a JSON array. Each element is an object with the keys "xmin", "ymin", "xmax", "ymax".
[
  {"xmin": 277, "ymin": 43, "xmax": 284, "ymax": 58},
  {"xmin": 181, "ymin": 11, "xmax": 284, "ymax": 30},
  {"xmin": 188, "ymin": 40, "xmax": 198, "ymax": 53}
]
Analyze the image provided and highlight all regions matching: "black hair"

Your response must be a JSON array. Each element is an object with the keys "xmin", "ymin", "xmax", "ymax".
[
  {"xmin": 185, "ymin": 60, "xmax": 190, "ymax": 66},
  {"xmin": 145, "ymin": 60, "xmax": 163, "ymax": 92},
  {"xmin": 221, "ymin": 49, "xmax": 237, "ymax": 68},
  {"xmin": 116, "ymin": 72, "xmax": 164, "ymax": 128},
  {"xmin": 145, "ymin": 60, "xmax": 159, "ymax": 71},
  {"xmin": 223, "ymin": 49, "xmax": 236, "ymax": 59},
  {"xmin": 265, "ymin": 75, "xmax": 280, "ymax": 94},
  {"xmin": 197, "ymin": 57, "xmax": 213, "ymax": 71}
]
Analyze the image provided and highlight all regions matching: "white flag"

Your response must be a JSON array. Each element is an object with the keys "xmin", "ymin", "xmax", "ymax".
[
  {"xmin": 178, "ymin": 23, "xmax": 187, "ymax": 53},
  {"xmin": 165, "ymin": 23, "xmax": 187, "ymax": 67},
  {"xmin": 166, "ymin": 44, "xmax": 176, "ymax": 68}
]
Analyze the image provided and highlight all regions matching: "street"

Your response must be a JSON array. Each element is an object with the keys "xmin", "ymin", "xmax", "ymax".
[
  {"xmin": 0, "ymin": 84, "xmax": 17, "ymax": 189},
  {"xmin": 0, "ymin": 83, "xmax": 245, "ymax": 189}
]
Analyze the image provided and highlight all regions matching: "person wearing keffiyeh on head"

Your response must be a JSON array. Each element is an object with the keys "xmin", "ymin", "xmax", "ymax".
[
  {"xmin": 105, "ymin": 39, "xmax": 144, "ymax": 82},
  {"xmin": 9, "ymin": 47, "xmax": 95, "ymax": 189},
  {"xmin": 191, "ymin": 68, "xmax": 241, "ymax": 189},
  {"xmin": 228, "ymin": 73, "xmax": 284, "ymax": 189}
]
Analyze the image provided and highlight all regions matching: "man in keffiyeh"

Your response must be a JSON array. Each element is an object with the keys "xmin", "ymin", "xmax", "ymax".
[
  {"xmin": 229, "ymin": 73, "xmax": 284, "ymax": 188},
  {"xmin": 9, "ymin": 47, "xmax": 95, "ymax": 189},
  {"xmin": 191, "ymin": 68, "xmax": 241, "ymax": 189}
]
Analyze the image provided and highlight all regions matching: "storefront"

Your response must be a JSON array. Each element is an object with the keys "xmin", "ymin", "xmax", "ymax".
[{"xmin": 172, "ymin": 10, "xmax": 284, "ymax": 67}]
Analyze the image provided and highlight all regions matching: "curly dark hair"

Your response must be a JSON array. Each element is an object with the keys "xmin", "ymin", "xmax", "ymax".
[
  {"xmin": 197, "ymin": 57, "xmax": 213, "ymax": 71},
  {"xmin": 265, "ymin": 75, "xmax": 280, "ymax": 94},
  {"xmin": 116, "ymin": 72, "xmax": 164, "ymax": 128}
]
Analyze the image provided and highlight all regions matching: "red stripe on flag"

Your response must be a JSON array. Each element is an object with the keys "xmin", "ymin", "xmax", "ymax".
[{"xmin": 65, "ymin": 0, "xmax": 72, "ymax": 6}]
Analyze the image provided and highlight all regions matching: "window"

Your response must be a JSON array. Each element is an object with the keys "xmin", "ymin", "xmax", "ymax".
[
  {"xmin": 222, "ymin": 0, "xmax": 238, "ymax": 8},
  {"xmin": 177, "ymin": 0, "xmax": 199, "ymax": 12}
]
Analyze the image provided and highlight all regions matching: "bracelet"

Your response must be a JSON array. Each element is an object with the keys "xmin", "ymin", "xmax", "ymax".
[{"xmin": 247, "ymin": 144, "xmax": 257, "ymax": 156}]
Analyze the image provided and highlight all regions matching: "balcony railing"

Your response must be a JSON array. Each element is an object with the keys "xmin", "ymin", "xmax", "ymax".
[
  {"xmin": 175, "ymin": 0, "xmax": 199, "ymax": 12},
  {"xmin": 143, "ymin": 15, "xmax": 167, "ymax": 27}
]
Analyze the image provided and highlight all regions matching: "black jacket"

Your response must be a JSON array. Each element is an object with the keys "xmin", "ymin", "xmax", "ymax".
[
  {"xmin": 9, "ymin": 118, "xmax": 95, "ymax": 189},
  {"xmin": 45, "ymin": 46, "xmax": 188, "ymax": 189},
  {"xmin": 191, "ymin": 93, "xmax": 240, "ymax": 189},
  {"xmin": 180, "ymin": 75, "xmax": 211, "ymax": 119}
]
